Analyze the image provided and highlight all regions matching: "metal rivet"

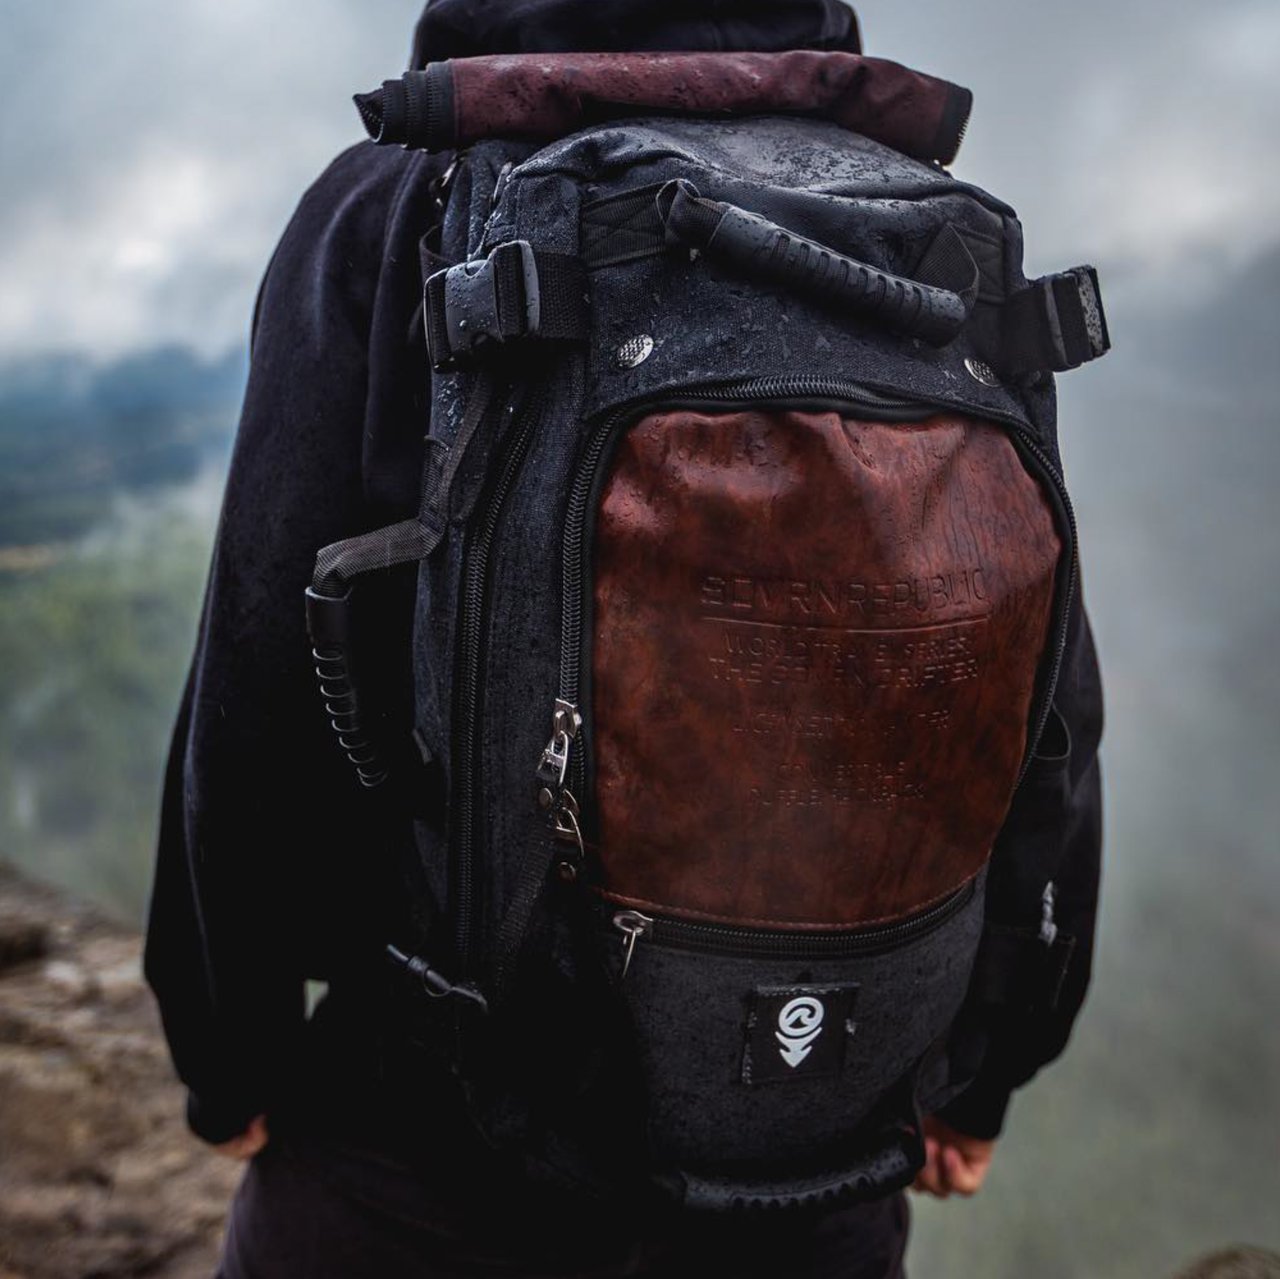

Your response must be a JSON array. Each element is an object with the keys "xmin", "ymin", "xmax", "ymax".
[
  {"xmin": 964, "ymin": 357, "xmax": 1000, "ymax": 387},
  {"xmin": 555, "ymin": 861, "xmax": 579, "ymax": 884},
  {"xmin": 614, "ymin": 335, "xmax": 654, "ymax": 370}
]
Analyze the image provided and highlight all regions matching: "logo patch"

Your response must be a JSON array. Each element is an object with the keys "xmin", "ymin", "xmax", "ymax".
[
  {"xmin": 743, "ymin": 984, "xmax": 858, "ymax": 1085},
  {"xmin": 776, "ymin": 995, "xmax": 825, "ymax": 1067}
]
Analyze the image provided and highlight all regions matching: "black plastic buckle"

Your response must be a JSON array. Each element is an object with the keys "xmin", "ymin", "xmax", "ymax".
[{"xmin": 427, "ymin": 240, "xmax": 541, "ymax": 368}]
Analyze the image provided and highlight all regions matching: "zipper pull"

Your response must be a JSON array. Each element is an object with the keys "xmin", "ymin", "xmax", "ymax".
[
  {"xmin": 536, "ymin": 698, "xmax": 581, "ymax": 798},
  {"xmin": 612, "ymin": 910, "xmax": 653, "ymax": 979},
  {"xmin": 536, "ymin": 699, "xmax": 586, "ymax": 863}
]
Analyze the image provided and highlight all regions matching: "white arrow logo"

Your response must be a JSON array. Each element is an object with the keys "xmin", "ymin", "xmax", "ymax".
[{"xmin": 775, "ymin": 995, "xmax": 825, "ymax": 1068}]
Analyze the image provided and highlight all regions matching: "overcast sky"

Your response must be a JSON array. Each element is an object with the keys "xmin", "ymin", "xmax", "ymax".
[
  {"xmin": 1, "ymin": 5, "xmax": 1276, "ymax": 1263},
  {"xmin": 0, "ymin": 0, "xmax": 1277, "ymax": 363}
]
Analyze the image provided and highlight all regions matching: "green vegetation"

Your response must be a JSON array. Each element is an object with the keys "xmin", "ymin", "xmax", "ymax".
[
  {"xmin": 0, "ymin": 346, "xmax": 242, "ymax": 548},
  {"xmin": 0, "ymin": 486, "xmax": 216, "ymax": 921},
  {"xmin": 0, "ymin": 346, "xmax": 237, "ymax": 917}
]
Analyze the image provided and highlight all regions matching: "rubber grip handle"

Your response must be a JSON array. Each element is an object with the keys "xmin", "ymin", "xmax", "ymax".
[
  {"xmin": 661, "ymin": 179, "xmax": 969, "ymax": 347},
  {"xmin": 661, "ymin": 1123, "xmax": 923, "ymax": 1212},
  {"xmin": 305, "ymin": 585, "xmax": 390, "ymax": 790}
]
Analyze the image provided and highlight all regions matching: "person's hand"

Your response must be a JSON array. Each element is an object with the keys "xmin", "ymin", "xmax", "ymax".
[
  {"xmin": 912, "ymin": 1114, "xmax": 995, "ymax": 1198},
  {"xmin": 213, "ymin": 1114, "xmax": 269, "ymax": 1161}
]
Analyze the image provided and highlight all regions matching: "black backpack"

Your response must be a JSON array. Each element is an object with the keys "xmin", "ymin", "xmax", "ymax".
[{"xmin": 306, "ymin": 50, "xmax": 1109, "ymax": 1211}]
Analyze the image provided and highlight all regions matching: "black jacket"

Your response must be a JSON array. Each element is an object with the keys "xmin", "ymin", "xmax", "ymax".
[{"xmin": 144, "ymin": 0, "xmax": 1102, "ymax": 1156}]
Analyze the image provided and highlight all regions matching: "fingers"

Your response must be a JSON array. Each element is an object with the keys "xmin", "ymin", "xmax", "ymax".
[
  {"xmin": 213, "ymin": 1114, "xmax": 270, "ymax": 1161},
  {"xmin": 911, "ymin": 1134, "xmax": 991, "ymax": 1198},
  {"xmin": 911, "ymin": 1135, "xmax": 947, "ymax": 1197},
  {"xmin": 245, "ymin": 1114, "xmax": 270, "ymax": 1154},
  {"xmin": 943, "ymin": 1145, "xmax": 984, "ymax": 1196}
]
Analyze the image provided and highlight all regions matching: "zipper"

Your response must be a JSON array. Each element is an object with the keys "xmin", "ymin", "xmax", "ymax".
[
  {"xmin": 534, "ymin": 374, "xmax": 1077, "ymax": 828},
  {"xmin": 453, "ymin": 382, "xmax": 544, "ymax": 975},
  {"xmin": 611, "ymin": 878, "xmax": 976, "ymax": 978}
]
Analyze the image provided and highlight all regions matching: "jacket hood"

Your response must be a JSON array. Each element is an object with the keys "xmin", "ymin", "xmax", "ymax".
[{"xmin": 409, "ymin": 0, "xmax": 861, "ymax": 69}]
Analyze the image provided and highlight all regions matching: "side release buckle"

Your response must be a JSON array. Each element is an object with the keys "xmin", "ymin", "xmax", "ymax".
[{"xmin": 426, "ymin": 240, "xmax": 541, "ymax": 370}]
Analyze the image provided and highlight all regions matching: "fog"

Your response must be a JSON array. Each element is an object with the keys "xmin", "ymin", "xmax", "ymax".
[{"xmin": 0, "ymin": 1, "xmax": 1275, "ymax": 1274}]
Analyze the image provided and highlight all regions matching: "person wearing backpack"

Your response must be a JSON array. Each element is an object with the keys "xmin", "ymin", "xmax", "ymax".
[{"xmin": 144, "ymin": 1, "xmax": 1108, "ymax": 1274}]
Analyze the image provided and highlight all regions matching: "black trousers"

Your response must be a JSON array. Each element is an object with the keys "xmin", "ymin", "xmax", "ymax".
[{"xmin": 216, "ymin": 1134, "xmax": 909, "ymax": 1279}]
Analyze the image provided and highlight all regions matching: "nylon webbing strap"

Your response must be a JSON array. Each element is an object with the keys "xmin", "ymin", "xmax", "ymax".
[
  {"xmin": 423, "ymin": 272, "xmax": 452, "ymax": 370},
  {"xmin": 425, "ymin": 241, "xmax": 589, "ymax": 370},
  {"xmin": 581, "ymin": 185, "xmax": 667, "ymax": 268},
  {"xmin": 999, "ymin": 266, "xmax": 1110, "ymax": 375},
  {"xmin": 490, "ymin": 830, "xmax": 566, "ymax": 999},
  {"xmin": 521, "ymin": 250, "xmax": 589, "ymax": 336},
  {"xmin": 311, "ymin": 376, "xmax": 500, "ymax": 594},
  {"xmin": 416, "ymin": 373, "xmax": 500, "ymax": 538},
  {"xmin": 913, "ymin": 224, "xmax": 981, "ymax": 313},
  {"xmin": 312, "ymin": 518, "xmax": 436, "ymax": 596}
]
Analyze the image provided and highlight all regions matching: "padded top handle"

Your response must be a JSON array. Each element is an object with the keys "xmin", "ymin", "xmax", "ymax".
[{"xmin": 658, "ymin": 179, "xmax": 972, "ymax": 348}]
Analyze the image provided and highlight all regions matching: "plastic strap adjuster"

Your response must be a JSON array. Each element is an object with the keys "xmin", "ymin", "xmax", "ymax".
[
  {"xmin": 425, "ymin": 240, "xmax": 541, "ymax": 370},
  {"xmin": 999, "ymin": 264, "xmax": 1110, "ymax": 376}
]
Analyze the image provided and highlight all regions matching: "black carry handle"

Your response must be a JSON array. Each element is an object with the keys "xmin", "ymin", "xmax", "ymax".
[
  {"xmin": 306, "ymin": 583, "xmax": 392, "ymax": 789},
  {"xmin": 306, "ymin": 517, "xmax": 440, "ymax": 790},
  {"xmin": 303, "ymin": 375, "xmax": 504, "ymax": 791},
  {"xmin": 657, "ymin": 179, "xmax": 971, "ymax": 347},
  {"xmin": 659, "ymin": 1111, "xmax": 924, "ymax": 1212}
]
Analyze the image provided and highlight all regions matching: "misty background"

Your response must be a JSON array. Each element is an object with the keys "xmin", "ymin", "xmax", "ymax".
[{"xmin": 0, "ymin": 1, "xmax": 1275, "ymax": 1274}]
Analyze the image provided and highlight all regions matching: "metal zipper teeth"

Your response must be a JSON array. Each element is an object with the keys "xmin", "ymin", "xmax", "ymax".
[
  {"xmin": 633, "ymin": 879, "xmax": 975, "ymax": 959},
  {"xmin": 454, "ymin": 386, "xmax": 542, "ymax": 972},
  {"xmin": 664, "ymin": 377, "xmax": 923, "ymax": 411},
  {"xmin": 555, "ymin": 377, "xmax": 928, "ymax": 799},
  {"xmin": 557, "ymin": 412, "xmax": 620, "ymax": 713}
]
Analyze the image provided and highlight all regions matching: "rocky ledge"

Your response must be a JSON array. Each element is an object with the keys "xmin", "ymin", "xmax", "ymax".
[{"xmin": 0, "ymin": 863, "xmax": 238, "ymax": 1279}]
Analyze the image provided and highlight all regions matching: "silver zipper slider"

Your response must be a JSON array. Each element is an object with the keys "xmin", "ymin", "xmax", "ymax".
[
  {"xmin": 536, "ymin": 700, "xmax": 586, "ymax": 861},
  {"xmin": 612, "ymin": 910, "xmax": 653, "ymax": 979},
  {"xmin": 536, "ymin": 698, "xmax": 581, "ymax": 797}
]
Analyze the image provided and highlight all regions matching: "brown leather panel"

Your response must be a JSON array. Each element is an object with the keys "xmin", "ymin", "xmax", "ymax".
[
  {"xmin": 590, "ymin": 411, "xmax": 1060, "ymax": 928},
  {"xmin": 449, "ymin": 52, "xmax": 969, "ymax": 164}
]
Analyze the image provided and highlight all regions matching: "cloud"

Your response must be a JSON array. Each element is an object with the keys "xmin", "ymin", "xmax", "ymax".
[
  {"xmin": 1052, "ymin": 3, "xmax": 1280, "ymax": 272},
  {"xmin": 0, "ymin": 0, "xmax": 422, "ymax": 362},
  {"xmin": 0, "ymin": 0, "xmax": 1276, "ymax": 361},
  {"xmin": 858, "ymin": 0, "xmax": 1280, "ymax": 278}
]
